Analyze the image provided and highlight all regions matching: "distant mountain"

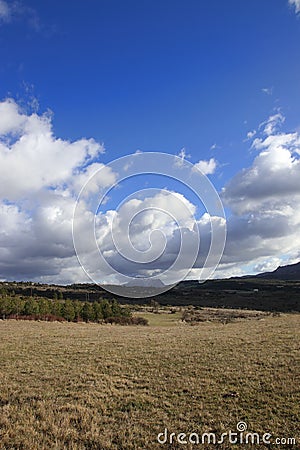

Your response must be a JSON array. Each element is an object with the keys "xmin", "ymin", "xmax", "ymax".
[
  {"xmin": 256, "ymin": 261, "xmax": 300, "ymax": 280},
  {"xmin": 125, "ymin": 278, "xmax": 166, "ymax": 288},
  {"xmin": 105, "ymin": 279, "xmax": 169, "ymax": 299}
]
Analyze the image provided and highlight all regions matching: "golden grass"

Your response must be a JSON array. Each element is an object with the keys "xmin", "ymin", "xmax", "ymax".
[
  {"xmin": 134, "ymin": 311, "xmax": 183, "ymax": 326},
  {"xmin": 0, "ymin": 314, "xmax": 299, "ymax": 449}
]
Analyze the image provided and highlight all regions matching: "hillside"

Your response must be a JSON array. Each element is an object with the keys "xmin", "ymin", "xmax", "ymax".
[{"xmin": 256, "ymin": 261, "xmax": 300, "ymax": 280}]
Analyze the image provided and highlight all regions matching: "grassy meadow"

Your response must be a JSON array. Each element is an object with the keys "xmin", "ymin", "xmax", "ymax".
[{"xmin": 0, "ymin": 311, "xmax": 299, "ymax": 449}]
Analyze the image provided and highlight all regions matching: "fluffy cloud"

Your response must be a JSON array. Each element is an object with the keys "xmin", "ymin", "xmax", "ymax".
[
  {"xmin": 220, "ymin": 113, "xmax": 300, "ymax": 272},
  {"xmin": 222, "ymin": 132, "xmax": 300, "ymax": 214},
  {"xmin": 1, "ymin": 99, "xmax": 299, "ymax": 285},
  {"xmin": 74, "ymin": 189, "xmax": 222, "ymax": 285},
  {"xmin": 289, "ymin": 0, "xmax": 300, "ymax": 14},
  {"xmin": 0, "ymin": 99, "xmax": 105, "ymax": 201},
  {"xmin": 1, "ymin": 99, "xmax": 219, "ymax": 285},
  {"xmin": 194, "ymin": 158, "xmax": 217, "ymax": 175},
  {"xmin": 0, "ymin": 99, "xmax": 111, "ymax": 282}
]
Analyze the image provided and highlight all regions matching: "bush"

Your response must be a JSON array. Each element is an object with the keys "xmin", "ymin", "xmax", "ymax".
[{"xmin": 105, "ymin": 316, "xmax": 148, "ymax": 326}]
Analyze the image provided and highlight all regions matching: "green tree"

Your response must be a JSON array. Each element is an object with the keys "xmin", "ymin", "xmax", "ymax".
[
  {"xmin": 62, "ymin": 299, "xmax": 75, "ymax": 321},
  {"xmin": 93, "ymin": 301, "xmax": 103, "ymax": 322},
  {"xmin": 0, "ymin": 296, "xmax": 12, "ymax": 318},
  {"xmin": 51, "ymin": 299, "xmax": 62, "ymax": 317},
  {"xmin": 81, "ymin": 302, "xmax": 95, "ymax": 322},
  {"xmin": 39, "ymin": 298, "xmax": 51, "ymax": 316},
  {"xmin": 10, "ymin": 297, "xmax": 25, "ymax": 316},
  {"xmin": 24, "ymin": 298, "xmax": 39, "ymax": 315},
  {"xmin": 73, "ymin": 300, "xmax": 83, "ymax": 322},
  {"xmin": 100, "ymin": 299, "xmax": 112, "ymax": 319},
  {"xmin": 111, "ymin": 298, "xmax": 122, "ymax": 316}
]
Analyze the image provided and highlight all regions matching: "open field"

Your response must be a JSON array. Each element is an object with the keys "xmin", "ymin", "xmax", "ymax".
[{"xmin": 0, "ymin": 313, "xmax": 299, "ymax": 449}]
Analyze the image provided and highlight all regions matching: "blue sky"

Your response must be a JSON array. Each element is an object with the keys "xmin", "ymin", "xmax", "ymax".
[
  {"xmin": 2, "ymin": 1, "xmax": 300, "ymax": 165},
  {"xmin": 1, "ymin": 0, "xmax": 300, "ymax": 285}
]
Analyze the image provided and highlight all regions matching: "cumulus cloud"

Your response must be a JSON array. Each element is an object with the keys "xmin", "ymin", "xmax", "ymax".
[
  {"xmin": 1, "ymin": 98, "xmax": 299, "ymax": 284},
  {"xmin": 68, "ymin": 108, "xmax": 300, "ymax": 281},
  {"xmin": 220, "ymin": 112, "xmax": 300, "ymax": 273},
  {"xmin": 0, "ymin": 99, "xmax": 221, "ymax": 285},
  {"xmin": 289, "ymin": 0, "xmax": 300, "ymax": 14},
  {"xmin": 223, "ymin": 133, "xmax": 300, "ymax": 215},
  {"xmin": 0, "ymin": 99, "xmax": 111, "ymax": 282},
  {"xmin": 0, "ymin": 99, "xmax": 105, "ymax": 201},
  {"xmin": 74, "ymin": 189, "xmax": 222, "ymax": 285},
  {"xmin": 194, "ymin": 158, "xmax": 217, "ymax": 175}
]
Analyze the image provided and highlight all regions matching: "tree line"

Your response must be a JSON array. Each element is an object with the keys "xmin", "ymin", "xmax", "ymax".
[{"xmin": 0, "ymin": 292, "xmax": 143, "ymax": 324}]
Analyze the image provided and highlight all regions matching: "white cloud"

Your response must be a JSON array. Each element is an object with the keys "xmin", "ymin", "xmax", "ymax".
[
  {"xmin": 0, "ymin": 98, "xmax": 113, "ymax": 283},
  {"xmin": 72, "ymin": 162, "xmax": 117, "ymax": 197},
  {"xmin": 0, "ymin": 99, "xmax": 216, "ymax": 285},
  {"xmin": 174, "ymin": 147, "xmax": 190, "ymax": 167},
  {"xmin": 1, "ymin": 98, "xmax": 300, "ymax": 284},
  {"xmin": 194, "ymin": 158, "xmax": 217, "ymax": 175},
  {"xmin": 220, "ymin": 113, "xmax": 300, "ymax": 274},
  {"xmin": 246, "ymin": 130, "xmax": 256, "ymax": 140},
  {"xmin": 253, "ymin": 257, "xmax": 282, "ymax": 274},
  {"xmin": 0, "ymin": 99, "xmax": 105, "ymax": 201},
  {"xmin": 70, "ymin": 111, "xmax": 300, "ymax": 281},
  {"xmin": 222, "ymin": 133, "xmax": 300, "ymax": 215},
  {"xmin": 259, "ymin": 112, "xmax": 285, "ymax": 136},
  {"xmin": 0, "ymin": 195, "xmax": 77, "ymax": 281},
  {"xmin": 82, "ymin": 190, "xmax": 200, "ymax": 280},
  {"xmin": 289, "ymin": 0, "xmax": 300, "ymax": 14},
  {"xmin": 72, "ymin": 185, "xmax": 227, "ymax": 285}
]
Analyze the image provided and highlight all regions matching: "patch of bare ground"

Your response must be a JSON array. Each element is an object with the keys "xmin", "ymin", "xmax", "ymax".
[{"xmin": 181, "ymin": 307, "xmax": 273, "ymax": 324}]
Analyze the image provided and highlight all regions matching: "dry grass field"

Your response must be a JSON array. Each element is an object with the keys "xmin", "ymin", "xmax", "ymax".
[{"xmin": 0, "ymin": 312, "xmax": 299, "ymax": 449}]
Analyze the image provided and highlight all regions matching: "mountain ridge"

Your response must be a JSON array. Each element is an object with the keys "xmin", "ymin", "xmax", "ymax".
[{"xmin": 255, "ymin": 261, "xmax": 300, "ymax": 280}]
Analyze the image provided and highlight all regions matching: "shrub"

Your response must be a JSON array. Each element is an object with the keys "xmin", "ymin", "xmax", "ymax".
[{"xmin": 105, "ymin": 316, "xmax": 148, "ymax": 326}]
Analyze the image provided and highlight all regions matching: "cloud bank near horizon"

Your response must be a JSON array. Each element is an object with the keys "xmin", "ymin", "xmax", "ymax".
[{"xmin": 0, "ymin": 98, "xmax": 300, "ymax": 284}]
